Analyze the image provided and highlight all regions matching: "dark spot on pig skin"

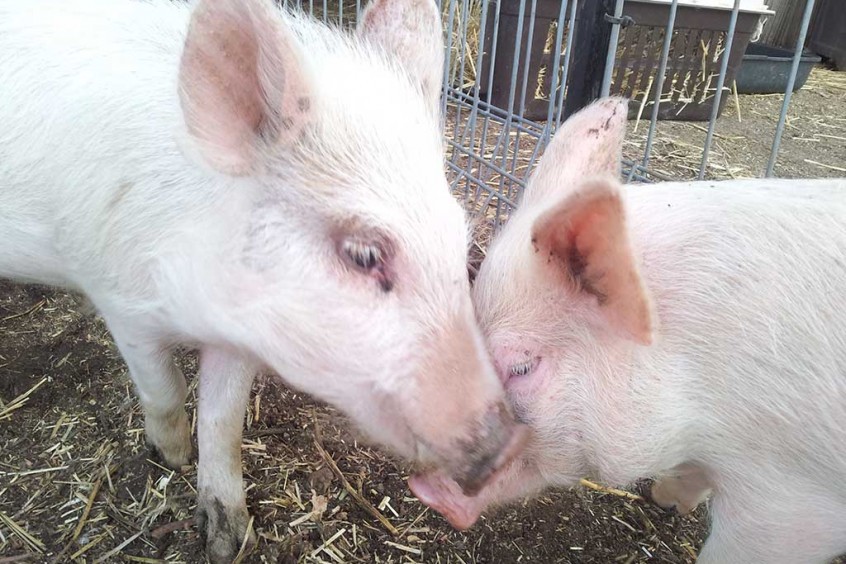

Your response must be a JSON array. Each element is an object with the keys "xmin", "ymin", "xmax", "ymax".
[
  {"xmin": 452, "ymin": 403, "xmax": 516, "ymax": 496},
  {"xmin": 513, "ymin": 404, "xmax": 530, "ymax": 425},
  {"xmin": 196, "ymin": 498, "xmax": 239, "ymax": 554},
  {"xmin": 602, "ymin": 113, "xmax": 615, "ymax": 131},
  {"xmin": 297, "ymin": 97, "xmax": 311, "ymax": 112},
  {"xmin": 379, "ymin": 276, "xmax": 394, "ymax": 293},
  {"xmin": 531, "ymin": 236, "xmax": 540, "ymax": 253},
  {"xmin": 196, "ymin": 507, "xmax": 208, "ymax": 541},
  {"xmin": 588, "ymin": 127, "xmax": 600, "ymax": 137},
  {"xmin": 107, "ymin": 181, "xmax": 133, "ymax": 213},
  {"xmin": 212, "ymin": 499, "xmax": 231, "ymax": 535},
  {"xmin": 566, "ymin": 245, "xmax": 587, "ymax": 280},
  {"xmin": 279, "ymin": 116, "xmax": 294, "ymax": 130},
  {"xmin": 565, "ymin": 246, "xmax": 608, "ymax": 305}
]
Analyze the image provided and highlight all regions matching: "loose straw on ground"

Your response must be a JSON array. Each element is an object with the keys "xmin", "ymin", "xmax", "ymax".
[
  {"xmin": 579, "ymin": 478, "xmax": 643, "ymax": 501},
  {"xmin": 313, "ymin": 438, "xmax": 400, "ymax": 536},
  {"xmin": 0, "ymin": 377, "xmax": 47, "ymax": 421}
]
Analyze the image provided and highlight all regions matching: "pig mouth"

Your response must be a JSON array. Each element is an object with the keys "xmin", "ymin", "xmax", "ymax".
[
  {"xmin": 411, "ymin": 422, "xmax": 528, "ymax": 497},
  {"xmin": 409, "ymin": 469, "xmax": 483, "ymax": 530},
  {"xmin": 409, "ymin": 426, "xmax": 531, "ymax": 530}
]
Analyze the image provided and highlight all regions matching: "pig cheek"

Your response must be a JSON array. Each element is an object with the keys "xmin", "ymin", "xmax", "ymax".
[
  {"xmin": 505, "ymin": 361, "xmax": 552, "ymax": 425},
  {"xmin": 346, "ymin": 383, "xmax": 420, "ymax": 459},
  {"xmin": 505, "ymin": 359, "xmax": 548, "ymax": 400}
]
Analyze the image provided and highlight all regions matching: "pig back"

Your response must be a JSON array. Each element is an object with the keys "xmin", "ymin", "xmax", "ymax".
[
  {"xmin": 0, "ymin": 0, "xmax": 195, "ymax": 288},
  {"xmin": 623, "ymin": 178, "xmax": 846, "ymax": 476}
]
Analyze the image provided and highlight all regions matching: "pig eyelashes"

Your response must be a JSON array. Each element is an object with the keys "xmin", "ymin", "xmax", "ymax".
[
  {"xmin": 339, "ymin": 237, "xmax": 395, "ymax": 293},
  {"xmin": 509, "ymin": 357, "xmax": 539, "ymax": 378},
  {"xmin": 343, "ymin": 238, "xmax": 381, "ymax": 269}
]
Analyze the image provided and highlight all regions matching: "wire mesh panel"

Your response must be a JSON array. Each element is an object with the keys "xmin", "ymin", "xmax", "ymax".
[
  {"xmin": 439, "ymin": 0, "xmax": 577, "ymax": 231},
  {"xmin": 438, "ymin": 0, "xmax": 822, "ymax": 225},
  {"xmin": 279, "ymin": 0, "xmax": 825, "ymax": 230}
]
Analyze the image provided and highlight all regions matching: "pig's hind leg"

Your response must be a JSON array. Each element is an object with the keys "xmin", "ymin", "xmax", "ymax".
[
  {"xmin": 196, "ymin": 346, "xmax": 259, "ymax": 563},
  {"xmin": 650, "ymin": 462, "xmax": 712, "ymax": 515},
  {"xmin": 108, "ymin": 322, "xmax": 192, "ymax": 468}
]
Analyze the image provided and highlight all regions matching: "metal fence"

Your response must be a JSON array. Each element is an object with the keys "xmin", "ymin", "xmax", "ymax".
[
  {"xmin": 437, "ymin": 0, "xmax": 820, "ymax": 229},
  {"xmin": 284, "ymin": 0, "xmax": 822, "ymax": 229}
]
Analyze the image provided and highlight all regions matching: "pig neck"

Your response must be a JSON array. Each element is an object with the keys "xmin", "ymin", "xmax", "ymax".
[
  {"xmin": 567, "ymin": 331, "xmax": 686, "ymax": 488},
  {"xmin": 571, "ymin": 218, "xmax": 728, "ymax": 488}
]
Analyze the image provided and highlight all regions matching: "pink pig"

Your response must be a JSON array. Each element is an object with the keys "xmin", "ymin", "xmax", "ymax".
[
  {"xmin": 0, "ymin": 0, "xmax": 526, "ymax": 561},
  {"xmin": 411, "ymin": 97, "xmax": 846, "ymax": 563}
]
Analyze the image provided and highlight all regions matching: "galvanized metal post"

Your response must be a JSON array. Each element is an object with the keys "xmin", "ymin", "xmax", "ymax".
[
  {"xmin": 542, "ymin": 0, "xmax": 572, "ymax": 143},
  {"xmin": 765, "ymin": 0, "xmax": 817, "ymax": 177},
  {"xmin": 630, "ymin": 0, "xmax": 678, "ymax": 180},
  {"xmin": 561, "ymin": 0, "xmax": 615, "ymax": 120},
  {"xmin": 698, "ymin": 0, "xmax": 741, "ymax": 180},
  {"xmin": 600, "ymin": 0, "xmax": 626, "ymax": 98}
]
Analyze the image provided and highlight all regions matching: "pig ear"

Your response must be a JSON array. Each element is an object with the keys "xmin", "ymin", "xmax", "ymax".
[
  {"xmin": 357, "ymin": 0, "xmax": 444, "ymax": 110},
  {"xmin": 525, "ymin": 97, "xmax": 628, "ymax": 205},
  {"xmin": 531, "ymin": 176, "xmax": 654, "ymax": 345},
  {"xmin": 178, "ymin": 0, "xmax": 313, "ymax": 175}
]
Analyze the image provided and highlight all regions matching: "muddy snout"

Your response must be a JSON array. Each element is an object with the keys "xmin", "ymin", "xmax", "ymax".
[{"xmin": 447, "ymin": 403, "xmax": 529, "ymax": 496}]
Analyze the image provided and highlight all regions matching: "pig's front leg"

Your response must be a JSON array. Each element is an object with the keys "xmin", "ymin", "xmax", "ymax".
[
  {"xmin": 697, "ymin": 485, "xmax": 842, "ymax": 564},
  {"xmin": 650, "ymin": 462, "xmax": 712, "ymax": 515},
  {"xmin": 107, "ymin": 323, "xmax": 192, "ymax": 468},
  {"xmin": 196, "ymin": 346, "xmax": 258, "ymax": 563}
]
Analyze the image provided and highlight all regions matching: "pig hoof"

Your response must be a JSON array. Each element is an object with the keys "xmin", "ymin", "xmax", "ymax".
[
  {"xmin": 146, "ymin": 410, "xmax": 193, "ymax": 469},
  {"xmin": 650, "ymin": 479, "xmax": 695, "ymax": 515},
  {"xmin": 197, "ymin": 497, "xmax": 257, "ymax": 564}
]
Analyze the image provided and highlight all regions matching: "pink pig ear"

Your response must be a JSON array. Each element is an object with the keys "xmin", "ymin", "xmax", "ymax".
[
  {"xmin": 525, "ymin": 97, "xmax": 628, "ymax": 206},
  {"xmin": 178, "ymin": 0, "xmax": 313, "ymax": 176},
  {"xmin": 357, "ymin": 0, "xmax": 444, "ymax": 110},
  {"xmin": 531, "ymin": 176, "xmax": 654, "ymax": 345}
]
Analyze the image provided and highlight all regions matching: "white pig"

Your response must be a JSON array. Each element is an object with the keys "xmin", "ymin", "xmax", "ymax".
[
  {"xmin": 0, "ymin": 0, "xmax": 525, "ymax": 560},
  {"xmin": 410, "ymin": 97, "xmax": 846, "ymax": 563}
]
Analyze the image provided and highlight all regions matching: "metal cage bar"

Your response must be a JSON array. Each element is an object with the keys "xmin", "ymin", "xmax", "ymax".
[{"xmin": 316, "ymin": 0, "xmax": 821, "ymax": 229}]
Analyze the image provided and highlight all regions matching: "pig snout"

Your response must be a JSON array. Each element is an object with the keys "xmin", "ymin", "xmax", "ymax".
[
  {"xmin": 408, "ymin": 405, "xmax": 529, "ymax": 530},
  {"xmin": 446, "ymin": 404, "xmax": 529, "ymax": 496},
  {"xmin": 409, "ymin": 312, "xmax": 528, "ymax": 496}
]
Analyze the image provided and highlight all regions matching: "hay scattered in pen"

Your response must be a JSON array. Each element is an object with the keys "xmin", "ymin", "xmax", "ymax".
[
  {"xmin": 443, "ymin": 0, "xmax": 484, "ymax": 91},
  {"xmin": 579, "ymin": 479, "xmax": 643, "ymax": 502},
  {"xmin": 1, "ymin": 17, "xmax": 844, "ymax": 562}
]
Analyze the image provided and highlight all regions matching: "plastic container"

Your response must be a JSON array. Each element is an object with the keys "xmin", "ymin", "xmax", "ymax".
[
  {"xmin": 610, "ymin": 0, "xmax": 769, "ymax": 120},
  {"xmin": 478, "ymin": 0, "xmax": 771, "ymax": 122},
  {"xmin": 734, "ymin": 43, "xmax": 821, "ymax": 94},
  {"xmin": 634, "ymin": 0, "xmax": 772, "ymax": 14}
]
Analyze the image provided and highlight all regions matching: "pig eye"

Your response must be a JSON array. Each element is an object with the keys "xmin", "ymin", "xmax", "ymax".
[
  {"xmin": 342, "ymin": 239, "xmax": 382, "ymax": 271},
  {"xmin": 339, "ymin": 236, "xmax": 394, "ymax": 293},
  {"xmin": 509, "ymin": 358, "xmax": 538, "ymax": 378}
]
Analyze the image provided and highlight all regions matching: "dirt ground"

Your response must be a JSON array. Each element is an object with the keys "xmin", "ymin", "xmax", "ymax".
[
  {"xmin": 622, "ymin": 66, "xmax": 846, "ymax": 181},
  {"xmin": 1, "ymin": 66, "xmax": 844, "ymax": 563}
]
